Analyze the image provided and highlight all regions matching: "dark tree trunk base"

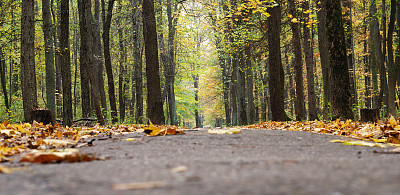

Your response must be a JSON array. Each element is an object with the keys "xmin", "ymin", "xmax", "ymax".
[
  {"xmin": 30, "ymin": 108, "xmax": 54, "ymax": 125},
  {"xmin": 360, "ymin": 108, "xmax": 380, "ymax": 122}
]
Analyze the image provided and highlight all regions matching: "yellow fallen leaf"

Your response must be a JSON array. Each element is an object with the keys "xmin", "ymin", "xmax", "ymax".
[
  {"xmin": 208, "ymin": 128, "xmax": 241, "ymax": 134},
  {"xmin": 42, "ymin": 139, "xmax": 77, "ymax": 147},
  {"xmin": 171, "ymin": 165, "xmax": 188, "ymax": 173},
  {"xmin": 342, "ymin": 141, "xmax": 386, "ymax": 148},
  {"xmin": 0, "ymin": 166, "xmax": 29, "ymax": 174},
  {"xmin": 330, "ymin": 139, "xmax": 346, "ymax": 143},
  {"xmin": 125, "ymin": 138, "xmax": 136, "ymax": 141},
  {"xmin": 20, "ymin": 149, "xmax": 98, "ymax": 163},
  {"xmin": 389, "ymin": 115, "xmax": 398, "ymax": 127},
  {"xmin": 113, "ymin": 181, "xmax": 167, "ymax": 190}
]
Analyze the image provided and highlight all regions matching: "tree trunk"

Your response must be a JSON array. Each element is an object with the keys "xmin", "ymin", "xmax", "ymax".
[
  {"xmin": 302, "ymin": 1, "xmax": 318, "ymax": 120},
  {"xmin": 230, "ymin": 53, "xmax": 238, "ymax": 125},
  {"xmin": 78, "ymin": 0, "xmax": 91, "ymax": 118},
  {"xmin": 103, "ymin": 0, "xmax": 118, "ymax": 123},
  {"xmin": 342, "ymin": 0, "xmax": 357, "ymax": 109},
  {"xmin": 21, "ymin": 0, "xmax": 38, "ymax": 122},
  {"xmin": 325, "ymin": 0, "xmax": 354, "ymax": 119},
  {"xmin": 218, "ymin": 45, "xmax": 231, "ymax": 126},
  {"xmin": 317, "ymin": 0, "xmax": 330, "ymax": 120},
  {"xmin": 78, "ymin": 0, "xmax": 104, "ymax": 124},
  {"xmin": 167, "ymin": 0, "xmax": 177, "ymax": 125},
  {"xmin": 117, "ymin": 10, "xmax": 126, "ymax": 122},
  {"xmin": 142, "ymin": 0, "xmax": 165, "ymax": 125},
  {"xmin": 387, "ymin": 0, "xmax": 398, "ymax": 117},
  {"xmin": 288, "ymin": 0, "xmax": 305, "ymax": 121},
  {"xmin": 130, "ymin": 0, "xmax": 143, "ymax": 123},
  {"xmin": 267, "ymin": 1, "xmax": 286, "ymax": 121},
  {"xmin": 370, "ymin": 0, "xmax": 388, "ymax": 111},
  {"xmin": 261, "ymin": 63, "xmax": 268, "ymax": 121},
  {"xmin": 246, "ymin": 47, "xmax": 255, "ymax": 125},
  {"xmin": 93, "ymin": 0, "xmax": 107, "ymax": 119},
  {"xmin": 42, "ymin": 0, "xmax": 55, "ymax": 122},
  {"xmin": 0, "ymin": 49, "xmax": 9, "ymax": 110},
  {"xmin": 237, "ymin": 52, "xmax": 247, "ymax": 125},
  {"xmin": 53, "ymin": 0, "xmax": 62, "ymax": 118},
  {"xmin": 60, "ymin": 0, "xmax": 72, "ymax": 125},
  {"xmin": 194, "ymin": 74, "xmax": 201, "ymax": 127}
]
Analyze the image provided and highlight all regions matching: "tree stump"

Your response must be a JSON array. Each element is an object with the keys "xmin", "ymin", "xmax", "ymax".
[
  {"xmin": 30, "ymin": 108, "xmax": 54, "ymax": 125},
  {"xmin": 360, "ymin": 108, "xmax": 380, "ymax": 123}
]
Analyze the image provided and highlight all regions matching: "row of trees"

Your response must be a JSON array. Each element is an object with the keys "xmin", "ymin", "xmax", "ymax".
[{"xmin": 204, "ymin": 0, "xmax": 400, "ymax": 126}]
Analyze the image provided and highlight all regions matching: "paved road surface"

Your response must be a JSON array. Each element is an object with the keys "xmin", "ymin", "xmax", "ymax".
[{"xmin": 1, "ymin": 129, "xmax": 400, "ymax": 195}]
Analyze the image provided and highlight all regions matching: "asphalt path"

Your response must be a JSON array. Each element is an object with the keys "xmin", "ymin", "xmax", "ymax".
[{"xmin": 1, "ymin": 129, "xmax": 400, "ymax": 195}]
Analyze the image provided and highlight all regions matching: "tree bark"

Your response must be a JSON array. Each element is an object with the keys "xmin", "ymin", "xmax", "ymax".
[
  {"xmin": 342, "ymin": 0, "xmax": 357, "ymax": 109},
  {"xmin": 237, "ymin": 52, "xmax": 247, "ymax": 125},
  {"xmin": 93, "ymin": 0, "xmax": 107, "ymax": 119},
  {"xmin": 288, "ymin": 0, "xmax": 305, "ymax": 121},
  {"xmin": 103, "ymin": 0, "xmax": 118, "ymax": 123},
  {"xmin": 42, "ymin": 0, "xmax": 55, "ymax": 123},
  {"xmin": 317, "ymin": 0, "xmax": 330, "ymax": 120},
  {"xmin": 21, "ymin": 0, "xmax": 38, "ymax": 122},
  {"xmin": 387, "ymin": 0, "xmax": 398, "ymax": 117},
  {"xmin": 230, "ymin": 53, "xmax": 238, "ymax": 125},
  {"xmin": 325, "ymin": 0, "xmax": 354, "ymax": 119},
  {"xmin": 60, "ymin": 0, "xmax": 72, "ymax": 125},
  {"xmin": 117, "ymin": 6, "xmax": 127, "ymax": 122},
  {"xmin": 142, "ymin": 0, "xmax": 165, "ymax": 125},
  {"xmin": 130, "ymin": 0, "xmax": 143, "ymax": 123},
  {"xmin": 267, "ymin": 1, "xmax": 286, "ymax": 121},
  {"xmin": 166, "ymin": 0, "xmax": 177, "ymax": 125},
  {"xmin": 0, "ymin": 49, "xmax": 9, "ymax": 110},
  {"xmin": 302, "ymin": 1, "xmax": 318, "ymax": 120},
  {"xmin": 246, "ymin": 47, "xmax": 255, "ymax": 125},
  {"xmin": 78, "ymin": 0, "xmax": 91, "ymax": 118}
]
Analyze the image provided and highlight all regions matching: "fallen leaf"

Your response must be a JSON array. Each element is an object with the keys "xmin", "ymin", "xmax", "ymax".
[
  {"xmin": 112, "ymin": 181, "xmax": 167, "ymax": 190},
  {"xmin": 42, "ymin": 139, "xmax": 77, "ymax": 147},
  {"xmin": 387, "ymin": 137, "xmax": 400, "ymax": 144},
  {"xmin": 389, "ymin": 115, "xmax": 398, "ymax": 127},
  {"xmin": 208, "ymin": 128, "xmax": 241, "ymax": 134},
  {"xmin": 374, "ymin": 147, "xmax": 400, "ymax": 154},
  {"xmin": 171, "ymin": 165, "xmax": 188, "ymax": 173},
  {"xmin": 0, "ymin": 166, "xmax": 29, "ymax": 174},
  {"xmin": 125, "ymin": 138, "xmax": 136, "ymax": 141},
  {"xmin": 20, "ymin": 148, "xmax": 99, "ymax": 163},
  {"xmin": 342, "ymin": 141, "xmax": 387, "ymax": 148}
]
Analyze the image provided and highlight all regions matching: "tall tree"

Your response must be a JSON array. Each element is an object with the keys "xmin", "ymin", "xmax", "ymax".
[
  {"xmin": 78, "ymin": 0, "xmax": 104, "ymax": 125},
  {"xmin": 342, "ymin": 0, "xmax": 357, "ymax": 108},
  {"xmin": 42, "ymin": 0, "xmax": 55, "ymax": 123},
  {"xmin": 302, "ymin": 1, "xmax": 318, "ymax": 120},
  {"xmin": 237, "ymin": 52, "xmax": 248, "ymax": 125},
  {"xmin": 142, "ymin": 0, "xmax": 165, "ymax": 124},
  {"xmin": 316, "ymin": 0, "xmax": 330, "ymax": 120},
  {"xmin": 0, "ymin": 49, "xmax": 9, "ymax": 110},
  {"xmin": 78, "ymin": 0, "xmax": 91, "ymax": 118},
  {"xmin": 267, "ymin": 1, "xmax": 286, "ymax": 121},
  {"xmin": 325, "ymin": 0, "xmax": 354, "ymax": 119},
  {"xmin": 166, "ymin": 0, "xmax": 178, "ymax": 125},
  {"xmin": 60, "ymin": 0, "xmax": 72, "ymax": 125},
  {"xmin": 102, "ymin": 0, "xmax": 118, "ymax": 123},
  {"xmin": 246, "ymin": 47, "xmax": 255, "ymax": 124},
  {"xmin": 93, "ymin": 0, "xmax": 108, "ymax": 119},
  {"xmin": 130, "ymin": 0, "xmax": 143, "ymax": 123},
  {"xmin": 387, "ymin": 0, "xmax": 398, "ymax": 117},
  {"xmin": 288, "ymin": 0, "xmax": 304, "ymax": 121},
  {"xmin": 21, "ymin": 0, "xmax": 37, "ymax": 122}
]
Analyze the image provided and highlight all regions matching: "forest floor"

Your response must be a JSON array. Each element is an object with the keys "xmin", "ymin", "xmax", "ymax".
[{"xmin": 1, "ymin": 126, "xmax": 400, "ymax": 195}]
